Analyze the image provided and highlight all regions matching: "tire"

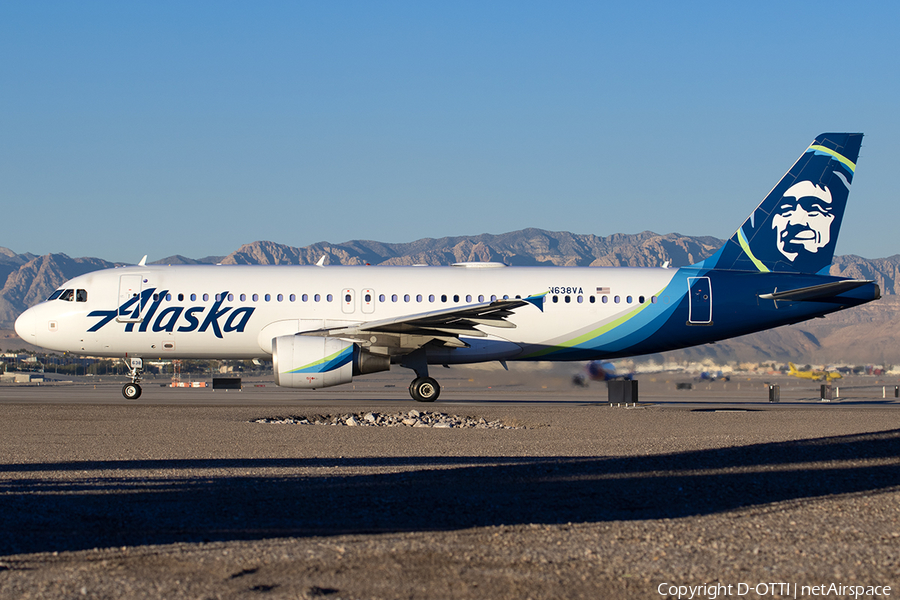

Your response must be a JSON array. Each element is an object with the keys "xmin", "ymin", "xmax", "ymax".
[
  {"xmin": 122, "ymin": 383, "xmax": 142, "ymax": 400},
  {"xmin": 409, "ymin": 377, "xmax": 440, "ymax": 402}
]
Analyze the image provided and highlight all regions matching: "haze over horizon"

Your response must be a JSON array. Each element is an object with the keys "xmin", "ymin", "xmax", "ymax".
[
  {"xmin": 3, "ymin": 2, "xmax": 899, "ymax": 261},
  {"xmin": 3, "ymin": 227, "xmax": 899, "ymax": 267}
]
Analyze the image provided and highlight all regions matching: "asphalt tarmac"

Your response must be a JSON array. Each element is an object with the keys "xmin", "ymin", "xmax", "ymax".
[{"xmin": 0, "ymin": 371, "xmax": 898, "ymax": 599}]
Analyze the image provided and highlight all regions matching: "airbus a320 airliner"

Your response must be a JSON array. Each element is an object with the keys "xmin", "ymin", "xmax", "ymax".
[{"xmin": 15, "ymin": 133, "xmax": 879, "ymax": 402}]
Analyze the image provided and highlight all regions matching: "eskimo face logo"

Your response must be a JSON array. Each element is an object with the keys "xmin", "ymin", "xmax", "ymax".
[{"xmin": 771, "ymin": 181, "xmax": 835, "ymax": 261}]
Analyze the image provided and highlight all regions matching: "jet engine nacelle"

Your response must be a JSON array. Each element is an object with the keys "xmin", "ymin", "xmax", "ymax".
[{"xmin": 272, "ymin": 335, "xmax": 390, "ymax": 389}]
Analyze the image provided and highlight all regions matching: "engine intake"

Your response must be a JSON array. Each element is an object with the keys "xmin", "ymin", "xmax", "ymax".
[{"xmin": 272, "ymin": 335, "xmax": 389, "ymax": 389}]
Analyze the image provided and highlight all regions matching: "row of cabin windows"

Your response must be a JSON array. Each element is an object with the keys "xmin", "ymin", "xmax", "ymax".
[
  {"xmin": 552, "ymin": 294, "xmax": 658, "ymax": 304},
  {"xmin": 157, "ymin": 293, "xmax": 332, "ymax": 303},
  {"xmin": 154, "ymin": 292, "xmax": 499, "ymax": 303},
  {"xmin": 149, "ymin": 292, "xmax": 658, "ymax": 305}
]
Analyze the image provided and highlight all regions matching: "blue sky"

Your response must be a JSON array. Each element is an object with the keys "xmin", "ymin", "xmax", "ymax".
[{"xmin": 2, "ymin": 1, "xmax": 899, "ymax": 262}]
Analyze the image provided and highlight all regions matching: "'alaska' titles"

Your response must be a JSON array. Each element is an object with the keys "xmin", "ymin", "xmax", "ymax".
[{"xmin": 87, "ymin": 289, "xmax": 254, "ymax": 338}]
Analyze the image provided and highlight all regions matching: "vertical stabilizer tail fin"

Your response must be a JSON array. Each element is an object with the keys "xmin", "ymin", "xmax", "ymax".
[{"xmin": 697, "ymin": 133, "xmax": 863, "ymax": 274}]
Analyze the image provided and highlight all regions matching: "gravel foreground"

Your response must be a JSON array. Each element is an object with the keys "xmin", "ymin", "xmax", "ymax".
[
  {"xmin": 0, "ymin": 395, "xmax": 898, "ymax": 599},
  {"xmin": 252, "ymin": 410, "xmax": 524, "ymax": 429}
]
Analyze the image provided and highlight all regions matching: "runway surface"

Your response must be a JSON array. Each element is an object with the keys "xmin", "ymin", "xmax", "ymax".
[{"xmin": 0, "ymin": 372, "xmax": 898, "ymax": 598}]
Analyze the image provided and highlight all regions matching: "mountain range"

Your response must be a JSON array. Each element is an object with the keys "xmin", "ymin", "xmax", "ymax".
[{"xmin": 3, "ymin": 230, "xmax": 899, "ymax": 364}]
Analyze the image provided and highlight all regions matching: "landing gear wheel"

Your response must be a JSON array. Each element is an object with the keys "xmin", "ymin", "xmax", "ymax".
[
  {"xmin": 409, "ymin": 377, "xmax": 440, "ymax": 402},
  {"xmin": 122, "ymin": 383, "xmax": 142, "ymax": 400}
]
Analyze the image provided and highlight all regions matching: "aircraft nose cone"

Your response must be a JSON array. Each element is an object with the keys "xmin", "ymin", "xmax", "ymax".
[{"xmin": 14, "ymin": 309, "xmax": 36, "ymax": 342}]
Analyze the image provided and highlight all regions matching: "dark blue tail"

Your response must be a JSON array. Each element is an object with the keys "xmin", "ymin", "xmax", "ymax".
[{"xmin": 697, "ymin": 133, "xmax": 863, "ymax": 274}]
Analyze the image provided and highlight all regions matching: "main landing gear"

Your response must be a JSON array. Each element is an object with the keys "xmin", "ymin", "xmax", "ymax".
[
  {"xmin": 122, "ymin": 357, "xmax": 143, "ymax": 400},
  {"xmin": 409, "ymin": 376, "xmax": 440, "ymax": 402},
  {"xmin": 400, "ymin": 349, "xmax": 441, "ymax": 402}
]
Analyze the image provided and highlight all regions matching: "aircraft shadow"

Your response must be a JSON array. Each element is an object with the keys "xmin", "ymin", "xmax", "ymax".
[{"xmin": 1, "ymin": 429, "xmax": 898, "ymax": 556}]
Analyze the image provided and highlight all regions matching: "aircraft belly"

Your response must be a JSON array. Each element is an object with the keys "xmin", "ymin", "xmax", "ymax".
[{"xmin": 427, "ymin": 338, "xmax": 523, "ymax": 364}]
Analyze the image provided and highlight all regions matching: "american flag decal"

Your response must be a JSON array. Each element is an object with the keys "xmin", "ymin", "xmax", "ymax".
[{"xmin": 596, "ymin": 287, "xmax": 610, "ymax": 294}]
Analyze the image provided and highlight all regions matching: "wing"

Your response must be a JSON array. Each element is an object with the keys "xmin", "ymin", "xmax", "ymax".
[{"xmin": 298, "ymin": 293, "xmax": 547, "ymax": 352}]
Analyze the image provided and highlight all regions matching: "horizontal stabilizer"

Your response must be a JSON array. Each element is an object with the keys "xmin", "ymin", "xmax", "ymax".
[{"xmin": 759, "ymin": 279, "xmax": 873, "ymax": 302}]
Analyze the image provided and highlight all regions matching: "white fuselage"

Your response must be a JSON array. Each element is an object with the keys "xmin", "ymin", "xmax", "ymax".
[{"xmin": 15, "ymin": 264, "xmax": 679, "ymax": 362}]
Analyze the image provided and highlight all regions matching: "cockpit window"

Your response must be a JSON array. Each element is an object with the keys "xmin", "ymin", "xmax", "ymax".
[{"xmin": 50, "ymin": 288, "xmax": 87, "ymax": 302}]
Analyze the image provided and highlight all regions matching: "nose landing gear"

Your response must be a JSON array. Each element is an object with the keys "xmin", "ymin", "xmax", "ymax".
[{"xmin": 122, "ymin": 357, "xmax": 143, "ymax": 400}]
